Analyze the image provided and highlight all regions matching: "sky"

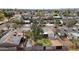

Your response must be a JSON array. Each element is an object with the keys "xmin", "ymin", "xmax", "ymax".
[{"xmin": 0, "ymin": 0, "xmax": 79, "ymax": 9}]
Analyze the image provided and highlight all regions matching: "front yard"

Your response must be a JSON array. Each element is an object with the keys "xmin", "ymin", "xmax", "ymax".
[{"xmin": 35, "ymin": 38, "xmax": 52, "ymax": 46}]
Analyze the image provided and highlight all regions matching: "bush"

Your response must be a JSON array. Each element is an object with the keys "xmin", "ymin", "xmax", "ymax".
[{"xmin": 24, "ymin": 30, "xmax": 32, "ymax": 39}]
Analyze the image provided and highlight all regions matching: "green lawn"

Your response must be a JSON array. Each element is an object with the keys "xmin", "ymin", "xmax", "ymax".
[{"xmin": 36, "ymin": 38, "xmax": 52, "ymax": 46}]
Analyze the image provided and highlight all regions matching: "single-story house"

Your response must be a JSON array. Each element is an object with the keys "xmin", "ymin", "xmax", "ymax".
[
  {"xmin": 0, "ymin": 31, "xmax": 22, "ymax": 50},
  {"xmin": 42, "ymin": 27, "xmax": 57, "ymax": 39}
]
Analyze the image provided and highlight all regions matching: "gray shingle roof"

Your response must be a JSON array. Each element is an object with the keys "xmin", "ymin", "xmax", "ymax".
[{"xmin": 0, "ymin": 30, "xmax": 22, "ymax": 46}]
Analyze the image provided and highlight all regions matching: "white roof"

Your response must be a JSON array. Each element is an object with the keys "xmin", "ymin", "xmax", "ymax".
[
  {"xmin": 71, "ymin": 32, "xmax": 79, "ymax": 37},
  {"xmin": 46, "ymin": 24, "xmax": 55, "ymax": 26},
  {"xmin": 43, "ymin": 32, "xmax": 48, "ymax": 34},
  {"xmin": 53, "ymin": 16, "xmax": 61, "ymax": 18},
  {"xmin": 24, "ymin": 20, "xmax": 30, "ymax": 22},
  {"xmin": 43, "ymin": 30, "xmax": 54, "ymax": 34},
  {"xmin": 43, "ymin": 27, "xmax": 54, "ymax": 34},
  {"xmin": 75, "ymin": 23, "xmax": 79, "ymax": 25}
]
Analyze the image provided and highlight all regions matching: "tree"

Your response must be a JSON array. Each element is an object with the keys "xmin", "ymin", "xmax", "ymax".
[
  {"xmin": 12, "ymin": 19, "xmax": 21, "ymax": 24},
  {"xmin": 66, "ymin": 19, "xmax": 77, "ymax": 27},
  {"xmin": 0, "ymin": 11, "xmax": 5, "ymax": 21},
  {"xmin": 11, "ymin": 15, "xmax": 24, "ymax": 24},
  {"xmin": 54, "ymin": 10, "xmax": 60, "ymax": 14},
  {"xmin": 24, "ymin": 30, "xmax": 32, "ymax": 39},
  {"xmin": 12, "ymin": 23, "xmax": 18, "ymax": 29},
  {"xmin": 12, "ymin": 23, "xmax": 22, "ymax": 29},
  {"xmin": 31, "ymin": 19, "xmax": 44, "ymax": 40},
  {"xmin": 3, "ymin": 11, "xmax": 15, "ymax": 18},
  {"xmin": 63, "ymin": 10, "xmax": 71, "ymax": 16},
  {"xmin": 53, "ymin": 19, "xmax": 61, "ymax": 39},
  {"xmin": 54, "ymin": 19, "xmax": 61, "ymax": 27},
  {"xmin": 35, "ymin": 11, "xmax": 44, "ymax": 17},
  {"xmin": 39, "ymin": 19, "xmax": 45, "ymax": 27},
  {"xmin": 11, "ymin": 18, "xmax": 24, "ymax": 29}
]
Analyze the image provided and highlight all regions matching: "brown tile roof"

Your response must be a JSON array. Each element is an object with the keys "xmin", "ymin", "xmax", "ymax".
[{"xmin": 50, "ymin": 40, "xmax": 63, "ymax": 46}]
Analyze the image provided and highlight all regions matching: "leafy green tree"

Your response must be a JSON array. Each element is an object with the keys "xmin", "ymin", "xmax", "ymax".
[
  {"xmin": 11, "ymin": 16, "xmax": 24, "ymax": 24},
  {"xmin": 3, "ymin": 11, "xmax": 15, "ymax": 18},
  {"xmin": 24, "ymin": 30, "xmax": 32, "ymax": 39},
  {"xmin": 54, "ymin": 19, "xmax": 61, "ymax": 27},
  {"xmin": 31, "ymin": 19, "xmax": 44, "ymax": 40},
  {"xmin": 35, "ymin": 11, "xmax": 44, "ymax": 17}
]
